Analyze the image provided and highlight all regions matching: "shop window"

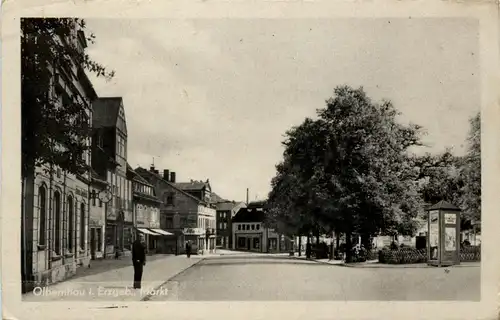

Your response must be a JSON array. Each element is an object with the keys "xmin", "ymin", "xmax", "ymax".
[
  {"xmin": 238, "ymin": 237, "xmax": 246, "ymax": 248},
  {"xmin": 253, "ymin": 238, "xmax": 260, "ymax": 249}
]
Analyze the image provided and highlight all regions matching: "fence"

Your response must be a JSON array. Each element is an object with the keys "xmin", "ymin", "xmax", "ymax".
[{"xmin": 378, "ymin": 246, "xmax": 480, "ymax": 264}]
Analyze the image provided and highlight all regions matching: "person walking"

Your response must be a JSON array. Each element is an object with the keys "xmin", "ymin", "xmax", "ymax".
[
  {"xmin": 185, "ymin": 240, "xmax": 192, "ymax": 258},
  {"xmin": 132, "ymin": 233, "xmax": 146, "ymax": 289}
]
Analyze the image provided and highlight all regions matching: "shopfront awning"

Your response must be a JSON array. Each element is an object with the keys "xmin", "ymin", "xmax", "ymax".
[
  {"xmin": 149, "ymin": 228, "xmax": 174, "ymax": 236},
  {"xmin": 137, "ymin": 228, "xmax": 159, "ymax": 236}
]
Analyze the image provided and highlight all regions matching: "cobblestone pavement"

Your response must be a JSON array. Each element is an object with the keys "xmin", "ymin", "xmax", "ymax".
[{"xmin": 148, "ymin": 254, "xmax": 480, "ymax": 301}]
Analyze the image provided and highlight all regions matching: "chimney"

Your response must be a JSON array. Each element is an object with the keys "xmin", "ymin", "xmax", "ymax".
[
  {"xmin": 170, "ymin": 172, "xmax": 176, "ymax": 183},
  {"xmin": 163, "ymin": 169, "xmax": 170, "ymax": 181},
  {"xmin": 246, "ymin": 188, "xmax": 249, "ymax": 205}
]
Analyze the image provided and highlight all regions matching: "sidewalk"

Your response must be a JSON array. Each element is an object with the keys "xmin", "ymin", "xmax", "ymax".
[
  {"xmin": 289, "ymin": 254, "xmax": 480, "ymax": 268},
  {"xmin": 22, "ymin": 254, "xmax": 204, "ymax": 302}
]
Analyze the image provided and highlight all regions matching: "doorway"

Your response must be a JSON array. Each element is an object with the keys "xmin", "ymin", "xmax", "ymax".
[{"xmin": 90, "ymin": 228, "xmax": 96, "ymax": 259}]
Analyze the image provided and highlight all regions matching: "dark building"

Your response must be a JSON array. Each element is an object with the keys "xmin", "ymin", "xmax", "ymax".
[{"xmin": 215, "ymin": 201, "xmax": 247, "ymax": 249}]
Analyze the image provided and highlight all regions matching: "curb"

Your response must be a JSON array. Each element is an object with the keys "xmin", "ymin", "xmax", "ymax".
[
  {"xmin": 141, "ymin": 258, "xmax": 205, "ymax": 301},
  {"xmin": 288, "ymin": 256, "xmax": 480, "ymax": 269}
]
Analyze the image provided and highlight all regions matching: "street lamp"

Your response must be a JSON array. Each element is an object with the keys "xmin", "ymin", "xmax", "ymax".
[{"xmin": 97, "ymin": 185, "xmax": 113, "ymax": 259}]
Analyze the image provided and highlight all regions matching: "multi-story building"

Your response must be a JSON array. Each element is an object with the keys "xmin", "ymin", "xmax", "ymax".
[
  {"xmin": 215, "ymin": 201, "xmax": 247, "ymax": 249},
  {"xmin": 232, "ymin": 203, "xmax": 293, "ymax": 253},
  {"xmin": 128, "ymin": 165, "xmax": 168, "ymax": 255},
  {"xmin": 88, "ymin": 171, "xmax": 108, "ymax": 260},
  {"xmin": 26, "ymin": 28, "xmax": 96, "ymax": 288},
  {"xmin": 135, "ymin": 166, "xmax": 217, "ymax": 255},
  {"xmin": 92, "ymin": 97, "xmax": 133, "ymax": 257}
]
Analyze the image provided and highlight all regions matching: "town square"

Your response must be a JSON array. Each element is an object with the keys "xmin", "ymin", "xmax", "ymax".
[{"xmin": 19, "ymin": 17, "xmax": 482, "ymax": 305}]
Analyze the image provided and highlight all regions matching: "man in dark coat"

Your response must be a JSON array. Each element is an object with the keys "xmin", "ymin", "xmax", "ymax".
[
  {"xmin": 132, "ymin": 233, "xmax": 146, "ymax": 289},
  {"xmin": 185, "ymin": 240, "xmax": 192, "ymax": 258}
]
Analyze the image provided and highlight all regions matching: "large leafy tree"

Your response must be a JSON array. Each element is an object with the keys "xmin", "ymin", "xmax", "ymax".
[
  {"xmin": 267, "ymin": 86, "xmax": 424, "ymax": 260},
  {"xmin": 21, "ymin": 18, "xmax": 114, "ymax": 177},
  {"xmin": 460, "ymin": 112, "xmax": 481, "ymax": 225}
]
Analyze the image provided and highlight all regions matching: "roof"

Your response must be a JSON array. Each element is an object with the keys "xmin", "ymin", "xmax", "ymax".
[
  {"xmin": 427, "ymin": 200, "xmax": 461, "ymax": 212},
  {"xmin": 174, "ymin": 180, "xmax": 209, "ymax": 191},
  {"xmin": 216, "ymin": 201, "xmax": 240, "ymax": 211},
  {"xmin": 210, "ymin": 192, "xmax": 227, "ymax": 203},
  {"xmin": 127, "ymin": 164, "xmax": 153, "ymax": 186},
  {"xmin": 247, "ymin": 200, "xmax": 268, "ymax": 209},
  {"xmin": 92, "ymin": 97, "xmax": 124, "ymax": 129},
  {"xmin": 232, "ymin": 207, "xmax": 266, "ymax": 223},
  {"xmin": 135, "ymin": 167, "xmax": 207, "ymax": 205}
]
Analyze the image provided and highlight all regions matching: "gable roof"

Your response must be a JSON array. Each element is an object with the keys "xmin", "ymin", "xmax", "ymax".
[
  {"xmin": 210, "ymin": 192, "xmax": 227, "ymax": 203},
  {"xmin": 135, "ymin": 167, "xmax": 207, "ymax": 205},
  {"xmin": 216, "ymin": 201, "xmax": 246, "ymax": 212},
  {"xmin": 174, "ymin": 181, "xmax": 207, "ymax": 191},
  {"xmin": 92, "ymin": 97, "xmax": 125, "ymax": 131},
  {"xmin": 232, "ymin": 207, "xmax": 266, "ymax": 223},
  {"xmin": 127, "ymin": 164, "xmax": 153, "ymax": 186}
]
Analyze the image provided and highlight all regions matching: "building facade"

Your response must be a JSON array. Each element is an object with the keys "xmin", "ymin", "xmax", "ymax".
[
  {"xmin": 215, "ymin": 201, "xmax": 247, "ymax": 249},
  {"xmin": 89, "ymin": 172, "xmax": 108, "ymax": 259},
  {"xmin": 27, "ymin": 29, "xmax": 96, "ymax": 288},
  {"xmin": 128, "ymin": 165, "xmax": 164, "ymax": 254},
  {"xmin": 92, "ymin": 97, "xmax": 133, "ymax": 258},
  {"xmin": 232, "ymin": 205, "xmax": 292, "ymax": 253},
  {"xmin": 135, "ymin": 167, "xmax": 217, "ymax": 255}
]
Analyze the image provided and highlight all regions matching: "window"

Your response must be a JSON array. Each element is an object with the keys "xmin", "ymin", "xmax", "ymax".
[
  {"xmin": 67, "ymin": 196, "xmax": 74, "ymax": 251},
  {"xmin": 256, "ymin": 224, "xmax": 260, "ymax": 230},
  {"xmin": 38, "ymin": 186, "xmax": 47, "ymax": 245},
  {"xmin": 251, "ymin": 224, "xmax": 255, "ymax": 230},
  {"xmin": 92, "ymin": 190, "xmax": 96, "ymax": 206},
  {"xmin": 238, "ymin": 237, "xmax": 246, "ymax": 248},
  {"xmin": 238, "ymin": 224, "xmax": 241, "ymax": 231},
  {"xmin": 253, "ymin": 238, "xmax": 260, "ymax": 249},
  {"xmin": 224, "ymin": 222, "xmax": 227, "ymax": 229},
  {"xmin": 246, "ymin": 224, "xmax": 250, "ymax": 230},
  {"xmin": 167, "ymin": 192, "xmax": 174, "ymax": 205},
  {"xmin": 80, "ymin": 203, "xmax": 85, "ymax": 249},
  {"xmin": 99, "ymin": 199, "xmax": 103, "ymax": 208},
  {"xmin": 54, "ymin": 191, "xmax": 61, "ymax": 254},
  {"xmin": 96, "ymin": 228, "xmax": 102, "ymax": 251}
]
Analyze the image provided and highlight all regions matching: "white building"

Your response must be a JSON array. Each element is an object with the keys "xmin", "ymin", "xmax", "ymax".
[{"xmin": 231, "ymin": 206, "xmax": 292, "ymax": 253}]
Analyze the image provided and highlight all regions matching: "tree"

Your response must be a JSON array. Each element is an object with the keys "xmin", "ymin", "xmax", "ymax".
[
  {"xmin": 20, "ymin": 18, "xmax": 113, "ymax": 292},
  {"xmin": 267, "ymin": 86, "xmax": 425, "ymax": 261},
  {"xmin": 21, "ymin": 18, "xmax": 114, "ymax": 178},
  {"xmin": 460, "ymin": 112, "xmax": 481, "ymax": 226}
]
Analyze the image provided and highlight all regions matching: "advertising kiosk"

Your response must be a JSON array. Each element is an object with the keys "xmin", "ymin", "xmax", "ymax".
[{"xmin": 427, "ymin": 200, "xmax": 461, "ymax": 267}]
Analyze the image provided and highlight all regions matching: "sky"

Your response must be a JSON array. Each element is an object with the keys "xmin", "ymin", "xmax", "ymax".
[{"xmin": 85, "ymin": 18, "xmax": 480, "ymax": 203}]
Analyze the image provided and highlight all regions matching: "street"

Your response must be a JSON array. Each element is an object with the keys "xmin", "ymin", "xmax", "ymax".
[{"xmin": 149, "ymin": 254, "xmax": 480, "ymax": 301}]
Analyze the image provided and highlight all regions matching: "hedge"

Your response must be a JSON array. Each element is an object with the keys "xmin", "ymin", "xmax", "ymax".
[{"xmin": 378, "ymin": 246, "xmax": 481, "ymax": 264}]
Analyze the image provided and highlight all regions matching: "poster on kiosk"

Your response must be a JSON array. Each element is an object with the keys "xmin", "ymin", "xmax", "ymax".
[{"xmin": 427, "ymin": 200, "xmax": 461, "ymax": 267}]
